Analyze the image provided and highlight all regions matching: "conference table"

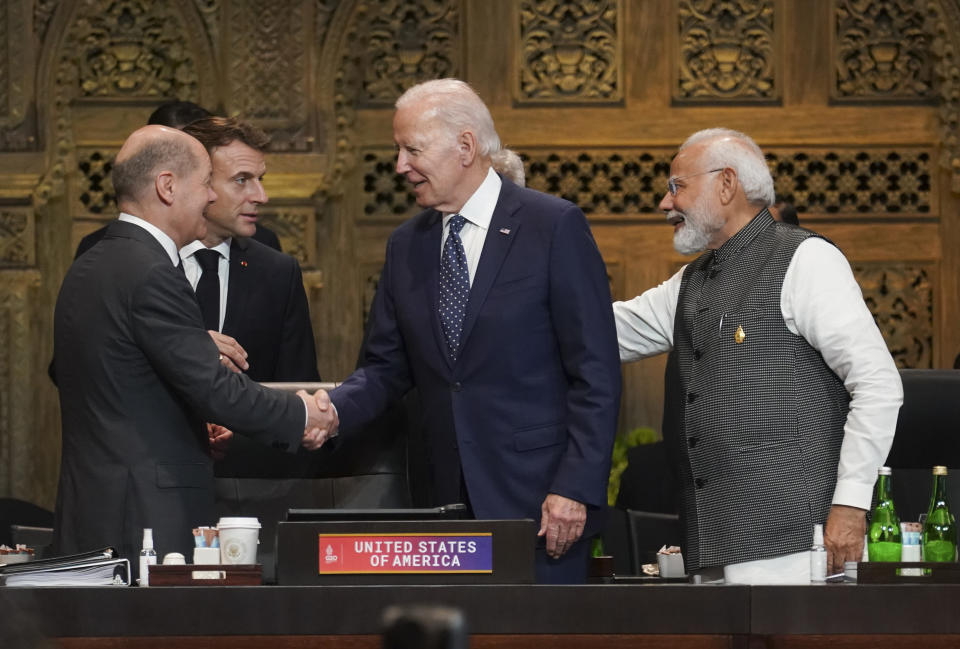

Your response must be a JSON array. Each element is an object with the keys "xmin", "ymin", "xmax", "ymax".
[{"xmin": 4, "ymin": 582, "xmax": 960, "ymax": 648}]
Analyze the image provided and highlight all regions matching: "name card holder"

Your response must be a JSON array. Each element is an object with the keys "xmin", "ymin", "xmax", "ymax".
[{"xmin": 276, "ymin": 519, "xmax": 535, "ymax": 585}]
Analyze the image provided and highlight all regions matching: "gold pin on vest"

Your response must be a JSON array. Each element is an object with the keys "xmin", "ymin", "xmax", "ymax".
[{"xmin": 734, "ymin": 325, "xmax": 746, "ymax": 344}]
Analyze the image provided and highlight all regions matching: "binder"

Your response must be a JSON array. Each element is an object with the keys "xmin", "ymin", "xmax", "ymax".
[{"xmin": 0, "ymin": 547, "xmax": 130, "ymax": 586}]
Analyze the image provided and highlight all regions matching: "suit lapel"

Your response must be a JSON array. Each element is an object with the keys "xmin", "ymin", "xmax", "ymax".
[
  {"xmin": 222, "ymin": 238, "xmax": 251, "ymax": 334},
  {"xmin": 458, "ymin": 183, "xmax": 522, "ymax": 354}
]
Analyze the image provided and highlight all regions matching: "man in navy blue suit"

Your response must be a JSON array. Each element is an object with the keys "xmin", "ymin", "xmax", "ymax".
[{"xmin": 313, "ymin": 79, "xmax": 621, "ymax": 583}]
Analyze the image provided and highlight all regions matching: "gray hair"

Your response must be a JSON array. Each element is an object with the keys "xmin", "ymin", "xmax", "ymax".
[
  {"xmin": 679, "ymin": 128, "xmax": 775, "ymax": 207},
  {"xmin": 491, "ymin": 148, "xmax": 525, "ymax": 186},
  {"xmin": 112, "ymin": 138, "xmax": 197, "ymax": 203},
  {"xmin": 396, "ymin": 79, "xmax": 501, "ymax": 157}
]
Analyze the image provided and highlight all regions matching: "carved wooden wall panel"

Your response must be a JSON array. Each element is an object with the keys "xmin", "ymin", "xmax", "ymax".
[
  {"xmin": 355, "ymin": 0, "xmax": 462, "ymax": 107},
  {"xmin": 0, "ymin": 207, "xmax": 35, "ymax": 267},
  {"xmin": 73, "ymin": 148, "xmax": 116, "ymax": 216},
  {"xmin": 930, "ymin": 1, "xmax": 960, "ymax": 191},
  {"xmin": 73, "ymin": 2, "xmax": 200, "ymax": 98},
  {"xmin": 516, "ymin": 0, "xmax": 621, "ymax": 103},
  {"xmin": 258, "ymin": 205, "xmax": 316, "ymax": 266},
  {"xmin": 225, "ymin": 0, "xmax": 314, "ymax": 151},
  {"xmin": 0, "ymin": 272, "xmax": 41, "ymax": 498},
  {"xmin": 832, "ymin": 0, "xmax": 935, "ymax": 102},
  {"xmin": 769, "ymin": 149, "xmax": 932, "ymax": 214},
  {"xmin": 853, "ymin": 263, "xmax": 935, "ymax": 369},
  {"xmin": 360, "ymin": 146, "xmax": 934, "ymax": 217},
  {"xmin": 674, "ymin": 0, "xmax": 779, "ymax": 102},
  {"xmin": 0, "ymin": 1, "xmax": 36, "ymax": 151}
]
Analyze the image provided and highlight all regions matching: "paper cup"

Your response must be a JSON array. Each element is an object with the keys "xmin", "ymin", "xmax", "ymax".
[
  {"xmin": 217, "ymin": 517, "xmax": 261, "ymax": 565},
  {"xmin": 193, "ymin": 547, "xmax": 220, "ymax": 565}
]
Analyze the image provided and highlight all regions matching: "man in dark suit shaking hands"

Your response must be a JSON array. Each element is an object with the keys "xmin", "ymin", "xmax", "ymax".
[
  {"xmin": 53, "ymin": 125, "xmax": 334, "ymax": 567},
  {"xmin": 314, "ymin": 79, "xmax": 622, "ymax": 583}
]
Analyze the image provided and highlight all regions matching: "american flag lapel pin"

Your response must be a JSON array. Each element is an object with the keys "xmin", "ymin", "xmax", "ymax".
[{"xmin": 499, "ymin": 228, "xmax": 511, "ymax": 235}]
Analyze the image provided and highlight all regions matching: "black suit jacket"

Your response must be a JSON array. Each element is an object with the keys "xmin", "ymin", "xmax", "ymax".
[
  {"xmin": 221, "ymin": 237, "xmax": 318, "ymax": 383},
  {"xmin": 53, "ymin": 220, "xmax": 305, "ymax": 562},
  {"xmin": 212, "ymin": 237, "xmax": 321, "ymax": 477}
]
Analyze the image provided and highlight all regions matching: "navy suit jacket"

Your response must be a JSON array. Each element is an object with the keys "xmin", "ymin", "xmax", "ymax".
[{"xmin": 330, "ymin": 178, "xmax": 621, "ymax": 530}]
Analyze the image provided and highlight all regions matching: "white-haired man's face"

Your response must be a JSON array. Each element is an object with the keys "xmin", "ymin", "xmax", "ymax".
[
  {"xmin": 393, "ymin": 102, "xmax": 471, "ymax": 213},
  {"xmin": 659, "ymin": 145, "xmax": 726, "ymax": 254}
]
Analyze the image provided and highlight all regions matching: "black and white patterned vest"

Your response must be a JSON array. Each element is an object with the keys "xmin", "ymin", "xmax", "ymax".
[{"xmin": 664, "ymin": 210, "xmax": 850, "ymax": 570}]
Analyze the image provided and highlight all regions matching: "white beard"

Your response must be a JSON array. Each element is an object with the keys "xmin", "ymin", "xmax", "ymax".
[{"xmin": 672, "ymin": 194, "xmax": 723, "ymax": 255}]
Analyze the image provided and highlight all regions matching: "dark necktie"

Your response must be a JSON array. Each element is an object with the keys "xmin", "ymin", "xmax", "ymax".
[
  {"xmin": 194, "ymin": 249, "xmax": 221, "ymax": 331},
  {"xmin": 439, "ymin": 214, "xmax": 470, "ymax": 360}
]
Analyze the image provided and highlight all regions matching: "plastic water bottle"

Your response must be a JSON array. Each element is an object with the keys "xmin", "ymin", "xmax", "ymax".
[
  {"xmin": 139, "ymin": 528, "xmax": 157, "ymax": 586},
  {"xmin": 810, "ymin": 524, "xmax": 827, "ymax": 582}
]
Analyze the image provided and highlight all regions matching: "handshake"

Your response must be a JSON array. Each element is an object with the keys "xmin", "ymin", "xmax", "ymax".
[{"xmin": 297, "ymin": 388, "xmax": 339, "ymax": 450}]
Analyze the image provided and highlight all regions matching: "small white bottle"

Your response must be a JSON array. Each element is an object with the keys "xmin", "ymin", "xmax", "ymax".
[
  {"xmin": 810, "ymin": 524, "xmax": 827, "ymax": 583},
  {"xmin": 139, "ymin": 528, "xmax": 157, "ymax": 587}
]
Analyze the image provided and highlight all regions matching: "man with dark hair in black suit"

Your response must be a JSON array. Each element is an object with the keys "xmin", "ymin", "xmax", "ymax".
[{"xmin": 74, "ymin": 100, "xmax": 281, "ymax": 259}]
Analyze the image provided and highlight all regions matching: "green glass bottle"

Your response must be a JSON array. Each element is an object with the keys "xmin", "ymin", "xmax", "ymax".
[
  {"xmin": 922, "ymin": 466, "xmax": 957, "ymax": 562},
  {"xmin": 867, "ymin": 466, "xmax": 902, "ymax": 561}
]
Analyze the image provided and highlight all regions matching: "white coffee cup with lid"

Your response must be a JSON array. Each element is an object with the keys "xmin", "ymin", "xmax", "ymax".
[{"xmin": 217, "ymin": 517, "xmax": 261, "ymax": 565}]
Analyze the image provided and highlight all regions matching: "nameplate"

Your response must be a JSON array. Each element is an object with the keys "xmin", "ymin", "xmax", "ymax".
[
  {"xmin": 276, "ymin": 519, "xmax": 535, "ymax": 584},
  {"xmin": 317, "ymin": 533, "xmax": 492, "ymax": 574}
]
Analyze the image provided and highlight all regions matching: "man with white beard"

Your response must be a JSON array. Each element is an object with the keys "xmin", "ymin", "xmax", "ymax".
[{"xmin": 613, "ymin": 128, "xmax": 902, "ymax": 585}]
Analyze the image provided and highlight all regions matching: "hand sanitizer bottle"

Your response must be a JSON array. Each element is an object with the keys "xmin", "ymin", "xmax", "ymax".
[
  {"xmin": 139, "ymin": 528, "xmax": 157, "ymax": 587},
  {"xmin": 810, "ymin": 524, "xmax": 827, "ymax": 583}
]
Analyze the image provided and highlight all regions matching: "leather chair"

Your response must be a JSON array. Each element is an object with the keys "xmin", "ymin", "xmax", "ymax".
[
  {"xmin": 0, "ymin": 498, "xmax": 54, "ymax": 558},
  {"xmin": 604, "ymin": 441, "xmax": 682, "ymax": 575},
  {"xmin": 625, "ymin": 509, "xmax": 682, "ymax": 575},
  {"xmin": 884, "ymin": 369, "xmax": 960, "ymax": 521}
]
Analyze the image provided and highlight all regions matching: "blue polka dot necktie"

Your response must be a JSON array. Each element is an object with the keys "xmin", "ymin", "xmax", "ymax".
[{"xmin": 439, "ymin": 214, "xmax": 470, "ymax": 360}]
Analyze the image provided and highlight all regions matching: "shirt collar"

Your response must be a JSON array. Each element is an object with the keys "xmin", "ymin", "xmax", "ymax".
[
  {"xmin": 118, "ymin": 212, "xmax": 180, "ymax": 266},
  {"xmin": 443, "ymin": 166, "xmax": 502, "ymax": 230},
  {"xmin": 180, "ymin": 238, "xmax": 232, "ymax": 262},
  {"xmin": 712, "ymin": 208, "xmax": 774, "ymax": 265}
]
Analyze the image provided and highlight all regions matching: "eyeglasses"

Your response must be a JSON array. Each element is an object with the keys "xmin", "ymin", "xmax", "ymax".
[{"xmin": 667, "ymin": 168, "xmax": 724, "ymax": 196}]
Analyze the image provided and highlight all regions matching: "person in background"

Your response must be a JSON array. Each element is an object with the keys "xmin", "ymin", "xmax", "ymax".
[
  {"xmin": 491, "ymin": 148, "xmax": 525, "ymax": 187},
  {"xmin": 769, "ymin": 200, "xmax": 799, "ymax": 226},
  {"xmin": 614, "ymin": 127, "xmax": 902, "ymax": 584},
  {"xmin": 309, "ymin": 78, "xmax": 621, "ymax": 583},
  {"xmin": 179, "ymin": 117, "xmax": 330, "ymax": 577}
]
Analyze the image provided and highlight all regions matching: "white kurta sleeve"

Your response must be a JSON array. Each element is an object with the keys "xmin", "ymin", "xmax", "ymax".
[
  {"xmin": 781, "ymin": 237, "xmax": 903, "ymax": 510},
  {"xmin": 613, "ymin": 266, "xmax": 685, "ymax": 362}
]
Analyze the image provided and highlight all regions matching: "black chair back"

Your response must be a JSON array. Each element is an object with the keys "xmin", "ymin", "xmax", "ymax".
[{"xmin": 884, "ymin": 369, "xmax": 960, "ymax": 521}]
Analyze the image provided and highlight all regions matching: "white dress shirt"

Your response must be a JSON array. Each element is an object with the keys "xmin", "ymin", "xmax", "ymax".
[
  {"xmin": 614, "ymin": 237, "xmax": 903, "ymax": 512},
  {"xmin": 180, "ymin": 239, "xmax": 232, "ymax": 332},
  {"xmin": 440, "ymin": 167, "xmax": 502, "ymax": 286}
]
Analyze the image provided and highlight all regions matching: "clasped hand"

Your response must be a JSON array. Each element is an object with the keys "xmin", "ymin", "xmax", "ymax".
[{"xmin": 299, "ymin": 388, "xmax": 339, "ymax": 450}]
